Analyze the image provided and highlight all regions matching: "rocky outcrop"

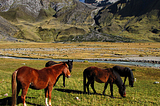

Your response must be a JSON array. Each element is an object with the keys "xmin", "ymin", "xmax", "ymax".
[
  {"xmin": 0, "ymin": 16, "xmax": 18, "ymax": 41},
  {"xmin": 0, "ymin": 0, "xmax": 49, "ymax": 18},
  {"xmin": 55, "ymin": 0, "xmax": 97, "ymax": 24}
]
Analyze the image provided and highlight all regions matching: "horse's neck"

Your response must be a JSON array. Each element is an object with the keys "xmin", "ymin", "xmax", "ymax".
[
  {"xmin": 113, "ymin": 71, "xmax": 123, "ymax": 89},
  {"xmin": 51, "ymin": 65, "xmax": 64, "ymax": 78},
  {"xmin": 115, "ymin": 78, "xmax": 123, "ymax": 88},
  {"xmin": 128, "ymin": 70, "xmax": 134, "ymax": 79}
]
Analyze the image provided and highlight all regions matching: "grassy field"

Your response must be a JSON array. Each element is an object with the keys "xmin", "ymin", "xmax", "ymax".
[
  {"xmin": 0, "ymin": 58, "xmax": 160, "ymax": 106},
  {"xmin": 0, "ymin": 42, "xmax": 159, "ymax": 105}
]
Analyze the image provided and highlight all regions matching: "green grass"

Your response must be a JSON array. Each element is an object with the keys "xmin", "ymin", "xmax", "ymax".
[{"xmin": 0, "ymin": 58, "xmax": 160, "ymax": 105}]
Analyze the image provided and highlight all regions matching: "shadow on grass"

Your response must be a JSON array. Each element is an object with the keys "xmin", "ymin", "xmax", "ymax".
[
  {"xmin": 0, "ymin": 97, "xmax": 12, "ymax": 105},
  {"xmin": 54, "ymin": 88, "xmax": 122, "ymax": 99},
  {"xmin": 0, "ymin": 96, "xmax": 43, "ymax": 106}
]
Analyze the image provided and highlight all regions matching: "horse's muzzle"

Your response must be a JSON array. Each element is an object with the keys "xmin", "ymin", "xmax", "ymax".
[
  {"xmin": 123, "ymin": 92, "xmax": 126, "ymax": 98},
  {"xmin": 67, "ymin": 75, "xmax": 71, "ymax": 78}
]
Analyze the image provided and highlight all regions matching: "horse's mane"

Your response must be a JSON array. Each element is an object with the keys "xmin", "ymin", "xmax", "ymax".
[
  {"xmin": 45, "ymin": 62, "xmax": 68, "ymax": 70},
  {"xmin": 106, "ymin": 68, "xmax": 117, "ymax": 82},
  {"xmin": 126, "ymin": 67, "xmax": 134, "ymax": 79}
]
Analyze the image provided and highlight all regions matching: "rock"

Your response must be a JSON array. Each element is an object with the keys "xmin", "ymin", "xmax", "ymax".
[
  {"xmin": 75, "ymin": 97, "xmax": 80, "ymax": 101},
  {"xmin": 153, "ymin": 81, "xmax": 159, "ymax": 84},
  {"xmin": 4, "ymin": 93, "xmax": 8, "ymax": 96}
]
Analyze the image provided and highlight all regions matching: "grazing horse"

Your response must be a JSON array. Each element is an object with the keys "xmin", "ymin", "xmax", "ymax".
[
  {"xmin": 112, "ymin": 65, "xmax": 134, "ymax": 87},
  {"xmin": 45, "ymin": 60, "xmax": 73, "ymax": 87},
  {"xmin": 12, "ymin": 62, "xmax": 71, "ymax": 106},
  {"xmin": 83, "ymin": 66, "xmax": 126, "ymax": 98}
]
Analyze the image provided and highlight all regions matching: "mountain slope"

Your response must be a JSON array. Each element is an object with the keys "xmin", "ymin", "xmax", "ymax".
[
  {"xmin": 96, "ymin": 0, "xmax": 160, "ymax": 42},
  {"xmin": 0, "ymin": 16, "xmax": 18, "ymax": 41},
  {"xmin": 0, "ymin": 0, "xmax": 159, "ymax": 42}
]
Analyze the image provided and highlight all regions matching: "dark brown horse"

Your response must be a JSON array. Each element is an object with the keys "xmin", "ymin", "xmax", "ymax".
[
  {"xmin": 83, "ymin": 66, "xmax": 126, "ymax": 98},
  {"xmin": 45, "ymin": 60, "xmax": 73, "ymax": 87},
  {"xmin": 12, "ymin": 62, "xmax": 71, "ymax": 106},
  {"xmin": 113, "ymin": 65, "xmax": 134, "ymax": 87}
]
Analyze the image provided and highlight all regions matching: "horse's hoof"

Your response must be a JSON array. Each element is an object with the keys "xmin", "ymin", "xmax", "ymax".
[
  {"xmin": 94, "ymin": 92, "xmax": 97, "ymax": 94},
  {"xmin": 111, "ymin": 96, "xmax": 115, "ymax": 98}
]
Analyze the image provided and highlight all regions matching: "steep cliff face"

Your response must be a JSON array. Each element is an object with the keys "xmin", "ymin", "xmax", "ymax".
[{"xmin": 0, "ymin": 0, "xmax": 50, "ymax": 21}]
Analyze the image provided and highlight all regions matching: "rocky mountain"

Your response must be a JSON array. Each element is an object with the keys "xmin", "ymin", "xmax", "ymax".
[
  {"xmin": 96, "ymin": 0, "xmax": 160, "ymax": 42},
  {"xmin": 0, "ymin": 0, "xmax": 159, "ymax": 42}
]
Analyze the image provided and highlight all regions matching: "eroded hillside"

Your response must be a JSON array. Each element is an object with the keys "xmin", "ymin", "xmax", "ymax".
[{"xmin": 0, "ymin": 0, "xmax": 159, "ymax": 42}]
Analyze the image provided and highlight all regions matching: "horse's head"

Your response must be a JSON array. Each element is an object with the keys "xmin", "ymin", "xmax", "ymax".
[
  {"xmin": 119, "ymin": 84, "xmax": 126, "ymax": 98},
  {"xmin": 63, "ymin": 63, "xmax": 71, "ymax": 78},
  {"xmin": 128, "ymin": 68, "xmax": 134, "ymax": 87},
  {"xmin": 67, "ymin": 60, "xmax": 73, "ymax": 72}
]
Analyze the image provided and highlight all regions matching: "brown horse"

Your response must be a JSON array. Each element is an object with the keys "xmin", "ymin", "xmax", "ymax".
[
  {"xmin": 12, "ymin": 62, "xmax": 71, "ymax": 106},
  {"xmin": 45, "ymin": 60, "xmax": 73, "ymax": 87},
  {"xmin": 83, "ymin": 66, "xmax": 126, "ymax": 98},
  {"xmin": 113, "ymin": 65, "xmax": 134, "ymax": 87}
]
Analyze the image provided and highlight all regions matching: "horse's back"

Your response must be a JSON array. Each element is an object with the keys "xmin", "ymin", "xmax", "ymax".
[
  {"xmin": 84, "ymin": 66, "xmax": 113, "ymax": 83},
  {"xmin": 16, "ymin": 66, "xmax": 37, "ymax": 79},
  {"xmin": 113, "ymin": 66, "xmax": 128, "ymax": 76},
  {"xmin": 17, "ymin": 66, "xmax": 35, "ymax": 75}
]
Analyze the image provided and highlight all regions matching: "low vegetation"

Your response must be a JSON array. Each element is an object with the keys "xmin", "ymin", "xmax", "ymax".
[
  {"xmin": 0, "ymin": 42, "xmax": 159, "ymax": 59},
  {"xmin": 0, "ymin": 58, "xmax": 159, "ymax": 105}
]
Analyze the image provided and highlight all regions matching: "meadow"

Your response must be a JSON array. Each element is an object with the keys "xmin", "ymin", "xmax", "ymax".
[
  {"xmin": 0, "ymin": 58, "xmax": 160, "ymax": 106},
  {"xmin": 0, "ymin": 42, "xmax": 160, "ymax": 106}
]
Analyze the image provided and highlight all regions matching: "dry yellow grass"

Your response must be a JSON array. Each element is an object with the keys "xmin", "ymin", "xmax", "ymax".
[{"xmin": 0, "ymin": 42, "xmax": 159, "ymax": 59}]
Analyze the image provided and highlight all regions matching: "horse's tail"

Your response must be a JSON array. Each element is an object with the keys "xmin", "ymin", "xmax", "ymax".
[
  {"xmin": 12, "ymin": 70, "xmax": 18, "ymax": 106},
  {"xmin": 83, "ymin": 70, "xmax": 87, "ymax": 93}
]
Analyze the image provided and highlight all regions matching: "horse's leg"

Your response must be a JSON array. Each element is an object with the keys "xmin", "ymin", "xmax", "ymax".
[
  {"xmin": 21, "ymin": 85, "xmax": 29, "ymax": 106},
  {"xmin": 110, "ymin": 82, "xmax": 114, "ymax": 98},
  {"xmin": 48, "ymin": 85, "xmax": 53, "ymax": 106},
  {"xmin": 63, "ymin": 74, "xmax": 65, "ymax": 87},
  {"xmin": 17, "ymin": 82, "xmax": 21, "ymax": 104},
  {"xmin": 102, "ymin": 81, "xmax": 109, "ymax": 95},
  {"xmin": 86, "ymin": 77, "xmax": 94, "ymax": 95},
  {"xmin": 91, "ymin": 81, "xmax": 96, "ymax": 94},
  {"xmin": 83, "ymin": 71, "xmax": 87, "ymax": 94},
  {"xmin": 86, "ymin": 79, "xmax": 92, "ymax": 95},
  {"xmin": 124, "ymin": 76, "xmax": 127, "ymax": 85},
  {"xmin": 45, "ymin": 88, "xmax": 49, "ymax": 106}
]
